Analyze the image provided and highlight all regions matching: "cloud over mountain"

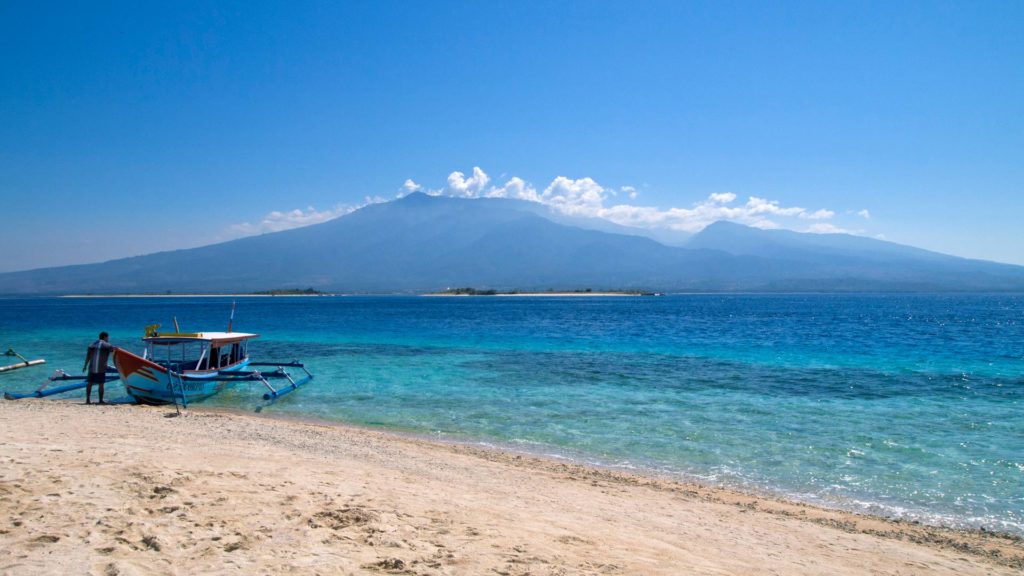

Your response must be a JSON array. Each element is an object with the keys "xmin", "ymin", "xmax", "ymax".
[
  {"xmin": 223, "ymin": 205, "xmax": 353, "ymax": 239},
  {"xmin": 423, "ymin": 166, "xmax": 854, "ymax": 235},
  {"xmin": 220, "ymin": 167, "xmax": 867, "ymax": 246}
]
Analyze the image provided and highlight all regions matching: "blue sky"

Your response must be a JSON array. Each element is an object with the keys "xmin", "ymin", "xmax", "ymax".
[{"xmin": 1, "ymin": 1, "xmax": 1022, "ymax": 272}]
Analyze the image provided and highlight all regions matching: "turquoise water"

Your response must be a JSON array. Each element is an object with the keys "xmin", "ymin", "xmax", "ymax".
[{"xmin": 1, "ymin": 294, "xmax": 1022, "ymax": 534}]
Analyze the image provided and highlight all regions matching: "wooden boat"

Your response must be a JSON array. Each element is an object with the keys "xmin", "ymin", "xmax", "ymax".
[
  {"xmin": 113, "ymin": 324, "xmax": 312, "ymax": 406},
  {"xmin": 4, "ymin": 305, "xmax": 311, "ymax": 407}
]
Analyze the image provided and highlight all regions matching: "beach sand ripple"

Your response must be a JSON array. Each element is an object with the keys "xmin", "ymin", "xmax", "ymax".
[{"xmin": 1, "ymin": 400, "xmax": 1020, "ymax": 575}]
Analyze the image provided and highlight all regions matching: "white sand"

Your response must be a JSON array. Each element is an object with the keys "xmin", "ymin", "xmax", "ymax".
[{"xmin": 1, "ymin": 400, "xmax": 1020, "ymax": 575}]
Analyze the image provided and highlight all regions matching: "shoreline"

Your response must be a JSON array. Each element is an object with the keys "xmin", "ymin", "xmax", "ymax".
[
  {"xmin": 1, "ymin": 400, "xmax": 1020, "ymax": 574},
  {"xmin": 61, "ymin": 292, "xmax": 641, "ymax": 298},
  {"xmin": 59, "ymin": 293, "xmax": 340, "ymax": 298},
  {"xmin": 27, "ymin": 290, "xmax": 1024, "ymax": 299},
  {"xmin": 209, "ymin": 405, "xmax": 1019, "ymax": 537},
  {"xmin": 423, "ymin": 292, "xmax": 644, "ymax": 297},
  {"xmin": 62, "ymin": 292, "xmax": 646, "ymax": 298}
]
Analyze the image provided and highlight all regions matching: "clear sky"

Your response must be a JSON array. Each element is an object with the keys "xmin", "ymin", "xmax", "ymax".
[{"xmin": 1, "ymin": 1, "xmax": 1022, "ymax": 272}]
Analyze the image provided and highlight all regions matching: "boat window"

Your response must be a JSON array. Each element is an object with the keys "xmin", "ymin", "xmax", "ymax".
[{"xmin": 150, "ymin": 340, "xmax": 208, "ymax": 372}]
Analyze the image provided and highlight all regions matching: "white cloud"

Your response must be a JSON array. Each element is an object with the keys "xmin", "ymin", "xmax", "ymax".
[
  {"xmin": 225, "ymin": 205, "xmax": 350, "ymax": 238},
  {"xmin": 401, "ymin": 179, "xmax": 422, "ymax": 194},
  {"xmin": 423, "ymin": 166, "xmax": 861, "ymax": 237},
  {"xmin": 806, "ymin": 223, "xmax": 856, "ymax": 234},
  {"xmin": 745, "ymin": 196, "xmax": 805, "ymax": 217},
  {"xmin": 799, "ymin": 208, "xmax": 836, "ymax": 220},
  {"xmin": 220, "ymin": 168, "xmax": 868, "ymax": 245},
  {"xmin": 223, "ymin": 193, "xmax": 398, "ymax": 240},
  {"xmin": 485, "ymin": 176, "xmax": 539, "ymax": 201},
  {"xmin": 222, "ymin": 197, "xmax": 386, "ymax": 241},
  {"xmin": 539, "ymin": 176, "xmax": 607, "ymax": 216},
  {"xmin": 592, "ymin": 193, "xmax": 811, "ymax": 232},
  {"xmin": 446, "ymin": 167, "xmax": 490, "ymax": 197}
]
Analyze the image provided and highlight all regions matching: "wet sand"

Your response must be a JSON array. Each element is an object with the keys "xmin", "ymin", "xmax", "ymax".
[{"xmin": 1, "ymin": 400, "xmax": 1021, "ymax": 575}]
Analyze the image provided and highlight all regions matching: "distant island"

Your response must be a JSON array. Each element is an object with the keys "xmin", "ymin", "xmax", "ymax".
[
  {"xmin": 62, "ymin": 288, "xmax": 334, "ymax": 298},
  {"xmin": 427, "ymin": 287, "xmax": 656, "ymax": 297}
]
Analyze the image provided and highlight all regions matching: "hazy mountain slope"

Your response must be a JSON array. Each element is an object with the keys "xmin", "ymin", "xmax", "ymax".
[
  {"xmin": 0, "ymin": 193, "xmax": 1022, "ymax": 293},
  {"xmin": 485, "ymin": 198, "xmax": 693, "ymax": 245},
  {"xmin": 688, "ymin": 221, "xmax": 951, "ymax": 262},
  {"xmin": 686, "ymin": 221, "xmax": 1024, "ymax": 289},
  {"xmin": 0, "ymin": 194, "xmax": 703, "ymax": 293}
]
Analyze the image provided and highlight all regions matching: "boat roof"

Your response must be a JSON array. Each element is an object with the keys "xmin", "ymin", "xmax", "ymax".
[{"xmin": 144, "ymin": 332, "xmax": 259, "ymax": 344}]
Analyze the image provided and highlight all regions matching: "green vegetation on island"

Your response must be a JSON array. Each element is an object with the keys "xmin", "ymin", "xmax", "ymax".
[
  {"xmin": 441, "ymin": 287, "xmax": 499, "ymax": 296},
  {"xmin": 251, "ymin": 288, "xmax": 329, "ymax": 296}
]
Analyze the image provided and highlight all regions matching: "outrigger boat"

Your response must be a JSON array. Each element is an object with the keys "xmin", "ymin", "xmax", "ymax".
[
  {"xmin": 114, "ymin": 323, "xmax": 312, "ymax": 407},
  {"xmin": 3, "ymin": 306, "xmax": 312, "ymax": 407}
]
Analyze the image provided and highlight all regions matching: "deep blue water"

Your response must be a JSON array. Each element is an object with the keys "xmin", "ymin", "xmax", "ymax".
[{"xmin": 1, "ymin": 294, "xmax": 1022, "ymax": 534}]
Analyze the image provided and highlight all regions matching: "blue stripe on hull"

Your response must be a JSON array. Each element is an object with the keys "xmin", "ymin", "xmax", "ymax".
[
  {"xmin": 125, "ymin": 382, "xmax": 226, "ymax": 405},
  {"xmin": 124, "ymin": 361, "xmax": 249, "ymax": 405}
]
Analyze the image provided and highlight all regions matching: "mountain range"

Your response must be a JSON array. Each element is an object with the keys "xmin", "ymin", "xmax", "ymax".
[{"xmin": 2, "ymin": 192, "xmax": 1022, "ymax": 294}]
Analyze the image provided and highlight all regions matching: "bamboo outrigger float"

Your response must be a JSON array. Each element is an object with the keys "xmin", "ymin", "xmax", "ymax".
[
  {"xmin": 4, "ymin": 368, "xmax": 119, "ymax": 400},
  {"xmin": 1, "ymin": 349, "xmax": 46, "ymax": 373}
]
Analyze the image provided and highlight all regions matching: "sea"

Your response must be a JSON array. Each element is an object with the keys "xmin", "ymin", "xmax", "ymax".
[{"xmin": 1, "ymin": 294, "xmax": 1021, "ymax": 535}]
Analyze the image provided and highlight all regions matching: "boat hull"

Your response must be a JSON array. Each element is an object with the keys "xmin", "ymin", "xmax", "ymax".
[{"xmin": 114, "ymin": 349, "xmax": 250, "ymax": 405}]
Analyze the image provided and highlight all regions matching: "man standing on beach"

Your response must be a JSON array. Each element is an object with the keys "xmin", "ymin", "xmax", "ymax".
[{"xmin": 84, "ymin": 332, "xmax": 115, "ymax": 405}]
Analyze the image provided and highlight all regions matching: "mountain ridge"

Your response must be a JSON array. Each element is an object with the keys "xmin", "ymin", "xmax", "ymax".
[{"xmin": 1, "ymin": 193, "xmax": 1022, "ymax": 294}]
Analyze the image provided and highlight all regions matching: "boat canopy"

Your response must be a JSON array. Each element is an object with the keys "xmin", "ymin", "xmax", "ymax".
[
  {"xmin": 144, "ymin": 332, "xmax": 259, "ymax": 345},
  {"xmin": 141, "ymin": 331, "xmax": 257, "ymax": 372}
]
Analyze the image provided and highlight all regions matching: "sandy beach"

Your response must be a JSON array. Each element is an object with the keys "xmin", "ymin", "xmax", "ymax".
[
  {"xmin": 422, "ymin": 293, "xmax": 643, "ymax": 298},
  {"xmin": 59, "ymin": 294, "xmax": 338, "ymax": 298},
  {"xmin": 1, "ymin": 400, "xmax": 1020, "ymax": 576}
]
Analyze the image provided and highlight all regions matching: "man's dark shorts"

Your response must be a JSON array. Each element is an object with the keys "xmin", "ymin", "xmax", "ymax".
[{"xmin": 87, "ymin": 372, "xmax": 106, "ymax": 385}]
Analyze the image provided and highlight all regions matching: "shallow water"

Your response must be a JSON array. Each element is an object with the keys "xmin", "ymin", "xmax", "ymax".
[{"xmin": 1, "ymin": 294, "xmax": 1021, "ymax": 534}]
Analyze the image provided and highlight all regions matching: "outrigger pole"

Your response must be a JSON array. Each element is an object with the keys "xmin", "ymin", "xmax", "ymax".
[
  {"xmin": 249, "ymin": 361, "xmax": 314, "ymax": 400},
  {"xmin": 3, "ymin": 368, "xmax": 119, "ymax": 400},
  {"xmin": 0, "ymin": 349, "xmax": 46, "ymax": 373},
  {"xmin": 207, "ymin": 361, "xmax": 313, "ymax": 401}
]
